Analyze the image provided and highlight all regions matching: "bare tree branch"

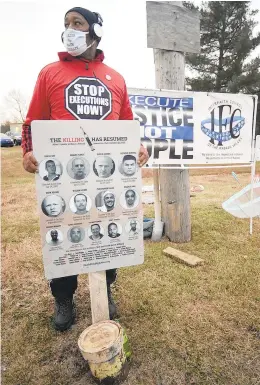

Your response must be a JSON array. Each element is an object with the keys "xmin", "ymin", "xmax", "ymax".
[{"xmin": 5, "ymin": 89, "xmax": 28, "ymax": 123}]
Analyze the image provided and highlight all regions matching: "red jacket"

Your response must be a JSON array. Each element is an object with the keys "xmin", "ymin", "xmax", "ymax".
[{"xmin": 22, "ymin": 50, "xmax": 133, "ymax": 155}]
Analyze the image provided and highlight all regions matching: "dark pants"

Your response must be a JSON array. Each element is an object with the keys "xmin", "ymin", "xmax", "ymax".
[{"xmin": 50, "ymin": 269, "xmax": 117, "ymax": 299}]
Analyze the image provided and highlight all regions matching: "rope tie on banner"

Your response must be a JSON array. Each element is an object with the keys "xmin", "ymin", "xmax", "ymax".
[{"xmin": 201, "ymin": 116, "xmax": 245, "ymax": 142}]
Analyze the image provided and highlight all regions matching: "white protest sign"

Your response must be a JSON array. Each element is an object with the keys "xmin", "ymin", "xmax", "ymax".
[
  {"xmin": 128, "ymin": 88, "xmax": 256, "ymax": 166},
  {"xmin": 32, "ymin": 120, "xmax": 144, "ymax": 279}
]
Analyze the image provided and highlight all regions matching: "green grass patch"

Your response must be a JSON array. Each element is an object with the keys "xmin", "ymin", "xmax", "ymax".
[{"xmin": 2, "ymin": 147, "xmax": 260, "ymax": 385}]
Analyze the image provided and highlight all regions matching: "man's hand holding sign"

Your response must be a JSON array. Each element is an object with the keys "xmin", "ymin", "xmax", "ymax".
[{"xmin": 23, "ymin": 151, "xmax": 38, "ymax": 173}]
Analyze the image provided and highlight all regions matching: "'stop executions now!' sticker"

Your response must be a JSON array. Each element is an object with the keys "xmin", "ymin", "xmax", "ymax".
[{"xmin": 65, "ymin": 77, "xmax": 112, "ymax": 120}]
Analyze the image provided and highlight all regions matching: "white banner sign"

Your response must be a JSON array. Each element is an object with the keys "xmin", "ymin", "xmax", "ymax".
[
  {"xmin": 128, "ymin": 88, "xmax": 257, "ymax": 166},
  {"xmin": 32, "ymin": 120, "xmax": 144, "ymax": 279},
  {"xmin": 256, "ymin": 135, "xmax": 260, "ymax": 161}
]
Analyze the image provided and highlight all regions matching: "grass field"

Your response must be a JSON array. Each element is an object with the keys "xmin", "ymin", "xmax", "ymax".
[{"xmin": 2, "ymin": 147, "xmax": 260, "ymax": 385}]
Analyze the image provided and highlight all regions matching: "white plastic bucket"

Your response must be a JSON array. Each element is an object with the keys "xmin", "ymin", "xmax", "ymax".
[{"xmin": 151, "ymin": 221, "xmax": 164, "ymax": 241}]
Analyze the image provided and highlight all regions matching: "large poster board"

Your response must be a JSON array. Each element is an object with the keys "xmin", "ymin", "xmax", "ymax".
[
  {"xmin": 31, "ymin": 120, "xmax": 144, "ymax": 279},
  {"xmin": 128, "ymin": 88, "xmax": 257, "ymax": 166}
]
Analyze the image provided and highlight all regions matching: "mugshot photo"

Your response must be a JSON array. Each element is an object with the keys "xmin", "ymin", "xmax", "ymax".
[
  {"xmin": 120, "ymin": 189, "xmax": 139, "ymax": 210},
  {"xmin": 88, "ymin": 223, "xmax": 104, "ymax": 241},
  {"xmin": 66, "ymin": 157, "xmax": 90, "ymax": 180},
  {"xmin": 39, "ymin": 158, "xmax": 62, "ymax": 182},
  {"xmin": 125, "ymin": 219, "xmax": 141, "ymax": 236},
  {"xmin": 46, "ymin": 229, "xmax": 64, "ymax": 246},
  {"xmin": 41, "ymin": 195, "xmax": 66, "ymax": 217},
  {"xmin": 95, "ymin": 190, "xmax": 116, "ymax": 213},
  {"xmin": 93, "ymin": 156, "xmax": 115, "ymax": 178},
  {"xmin": 119, "ymin": 154, "xmax": 137, "ymax": 177},
  {"xmin": 107, "ymin": 222, "xmax": 122, "ymax": 239},
  {"xmin": 67, "ymin": 226, "xmax": 85, "ymax": 243},
  {"xmin": 69, "ymin": 193, "xmax": 92, "ymax": 215}
]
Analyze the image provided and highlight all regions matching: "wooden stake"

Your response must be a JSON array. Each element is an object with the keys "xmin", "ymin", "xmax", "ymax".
[{"xmin": 88, "ymin": 271, "xmax": 109, "ymax": 324}]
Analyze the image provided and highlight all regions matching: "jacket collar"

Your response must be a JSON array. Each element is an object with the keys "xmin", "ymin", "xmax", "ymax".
[{"xmin": 58, "ymin": 49, "xmax": 105, "ymax": 63}]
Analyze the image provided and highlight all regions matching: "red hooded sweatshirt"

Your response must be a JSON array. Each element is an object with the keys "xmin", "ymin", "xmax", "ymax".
[{"xmin": 22, "ymin": 50, "xmax": 133, "ymax": 156}]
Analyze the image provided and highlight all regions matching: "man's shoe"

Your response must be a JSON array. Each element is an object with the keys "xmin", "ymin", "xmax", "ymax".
[
  {"xmin": 107, "ymin": 285, "xmax": 118, "ymax": 320},
  {"xmin": 53, "ymin": 297, "xmax": 76, "ymax": 331}
]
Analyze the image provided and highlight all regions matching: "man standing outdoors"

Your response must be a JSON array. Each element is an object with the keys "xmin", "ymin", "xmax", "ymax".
[
  {"xmin": 74, "ymin": 193, "xmax": 88, "ymax": 215},
  {"xmin": 22, "ymin": 7, "xmax": 149, "ymax": 332}
]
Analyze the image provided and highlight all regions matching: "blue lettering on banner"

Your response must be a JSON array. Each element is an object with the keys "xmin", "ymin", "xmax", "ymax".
[
  {"xmin": 129, "ymin": 95, "xmax": 193, "ymax": 109},
  {"xmin": 129, "ymin": 94, "xmax": 194, "ymax": 162}
]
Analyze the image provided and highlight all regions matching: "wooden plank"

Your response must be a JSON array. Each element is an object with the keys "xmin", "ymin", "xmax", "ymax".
[
  {"xmin": 88, "ymin": 271, "xmax": 109, "ymax": 324},
  {"xmin": 147, "ymin": 1, "xmax": 200, "ymax": 53},
  {"xmin": 163, "ymin": 247, "xmax": 204, "ymax": 266}
]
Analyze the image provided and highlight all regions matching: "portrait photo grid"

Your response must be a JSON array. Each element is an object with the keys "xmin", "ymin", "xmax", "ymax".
[{"xmin": 32, "ymin": 120, "xmax": 144, "ymax": 279}]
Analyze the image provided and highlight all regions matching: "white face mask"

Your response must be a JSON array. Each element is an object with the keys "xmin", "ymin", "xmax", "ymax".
[{"xmin": 63, "ymin": 28, "xmax": 94, "ymax": 56}]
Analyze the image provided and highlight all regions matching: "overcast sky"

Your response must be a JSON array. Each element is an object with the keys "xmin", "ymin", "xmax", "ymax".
[{"xmin": 0, "ymin": 0, "xmax": 260, "ymax": 122}]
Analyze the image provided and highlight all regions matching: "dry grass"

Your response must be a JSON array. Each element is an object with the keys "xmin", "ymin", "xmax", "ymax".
[{"xmin": 2, "ymin": 147, "xmax": 260, "ymax": 385}]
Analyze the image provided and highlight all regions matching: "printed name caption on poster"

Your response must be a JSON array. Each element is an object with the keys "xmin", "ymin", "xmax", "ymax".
[
  {"xmin": 129, "ymin": 95, "xmax": 194, "ymax": 161},
  {"xmin": 63, "ymin": 244, "xmax": 136, "ymax": 264},
  {"xmin": 65, "ymin": 77, "xmax": 112, "ymax": 120}
]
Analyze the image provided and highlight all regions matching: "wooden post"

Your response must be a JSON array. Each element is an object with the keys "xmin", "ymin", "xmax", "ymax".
[
  {"xmin": 88, "ymin": 271, "xmax": 109, "ymax": 323},
  {"xmin": 146, "ymin": 1, "xmax": 200, "ymax": 242}
]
